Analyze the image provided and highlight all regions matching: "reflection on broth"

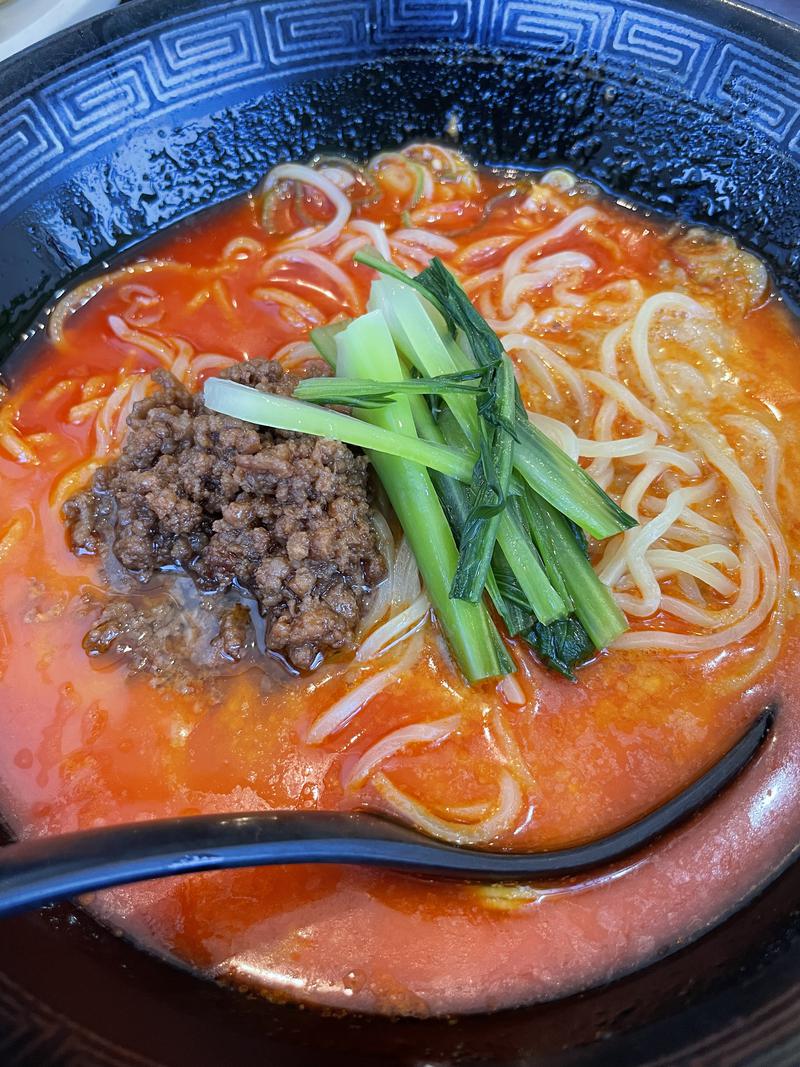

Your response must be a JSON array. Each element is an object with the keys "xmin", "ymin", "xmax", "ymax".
[{"xmin": 0, "ymin": 145, "xmax": 798, "ymax": 1015}]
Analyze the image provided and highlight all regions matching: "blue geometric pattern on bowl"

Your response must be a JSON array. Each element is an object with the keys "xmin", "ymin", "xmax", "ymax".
[{"xmin": 1, "ymin": 0, "xmax": 799, "ymax": 218}]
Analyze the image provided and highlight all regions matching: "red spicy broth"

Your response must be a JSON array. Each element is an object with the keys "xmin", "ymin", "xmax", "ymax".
[{"xmin": 0, "ymin": 147, "xmax": 799, "ymax": 1014}]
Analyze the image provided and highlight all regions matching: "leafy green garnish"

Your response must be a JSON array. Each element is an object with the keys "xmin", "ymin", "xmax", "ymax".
[
  {"xmin": 525, "ymin": 617, "xmax": 596, "ymax": 681},
  {"xmin": 293, "ymin": 370, "xmax": 487, "ymax": 409},
  {"xmin": 310, "ymin": 321, "xmax": 351, "ymax": 368}
]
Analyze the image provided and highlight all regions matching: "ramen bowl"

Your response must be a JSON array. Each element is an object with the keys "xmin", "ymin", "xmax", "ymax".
[{"xmin": 2, "ymin": 0, "xmax": 800, "ymax": 1063}]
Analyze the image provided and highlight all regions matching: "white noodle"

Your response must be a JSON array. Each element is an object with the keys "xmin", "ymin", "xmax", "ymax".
[
  {"xmin": 585, "ymin": 394, "xmax": 618, "ymax": 486},
  {"xmin": 490, "ymin": 707, "xmax": 536, "ymax": 788},
  {"xmin": 630, "ymin": 292, "xmax": 712, "ymax": 405},
  {"xmin": 389, "ymin": 229, "xmax": 457, "ymax": 254},
  {"xmin": 723, "ymin": 414, "xmax": 781, "ymax": 517},
  {"xmin": 368, "ymin": 151, "xmax": 435, "ymax": 200},
  {"xmin": 222, "ymin": 236, "xmax": 264, "ymax": 260},
  {"xmin": 114, "ymin": 374, "xmax": 148, "ymax": 430},
  {"xmin": 641, "ymin": 475, "xmax": 718, "ymax": 512},
  {"xmin": 600, "ymin": 322, "xmax": 627, "ymax": 375},
  {"xmin": 333, "ymin": 235, "xmax": 369, "ymax": 264},
  {"xmin": 552, "ymin": 279, "xmax": 589, "ymax": 307},
  {"xmin": 677, "ymin": 572, "xmax": 704, "ymax": 602},
  {"xmin": 503, "ymin": 334, "xmax": 589, "ymax": 425},
  {"xmin": 345, "ymin": 715, "xmax": 460, "ymax": 788},
  {"xmin": 501, "ymin": 205, "xmax": 599, "ymax": 290},
  {"xmin": 590, "ymin": 278, "xmax": 645, "ymax": 323},
  {"xmin": 455, "ymin": 234, "xmax": 520, "ymax": 270},
  {"xmin": 306, "ymin": 638, "xmax": 422, "ymax": 744},
  {"xmin": 644, "ymin": 548, "xmax": 737, "ymax": 596},
  {"xmin": 251, "ymin": 287, "xmax": 325, "ymax": 326},
  {"xmin": 316, "ymin": 165, "xmax": 356, "ymax": 190},
  {"xmin": 485, "ymin": 305, "xmax": 536, "ymax": 333},
  {"xmin": 661, "ymin": 360, "xmax": 713, "ymax": 400},
  {"xmin": 350, "ymin": 219, "xmax": 392, "ymax": 260},
  {"xmin": 261, "ymin": 248, "xmax": 361, "ymax": 311},
  {"xmin": 358, "ymin": 510, "xmax": 396, "ymax": 634},
  {"xmin": 527, "ymin": 413, "xmax": 577, "ymax": 460},
  {"xmin": 373, "ymin": 770, "xmax": 522, "ymax": 846},
  {"xmin": 355, "ymin": 594, "xmax": 429, "ymax": 662},
  {"xmin": 119, "ymin": 283, "xmax": 163, "ymax": 328},
  {"xmin": 500, "ymin": 253, "xmax": 595, "ymax": 316},
  {"xmin": 622, "ymin": 462, "xmax": 667, "ymax": 521},
  {"xmin": 682, "ymin": 543, "xmax": 741, "ymax": 569},
  {"xmin": 107, "ymin": 315, "xmax": 176, "ymax": 367},
  {"xmin": 270, "ymin": 341, "xmax": 321, "ymax": 372},
  {"xmin": 258, "ymin": 164, "xmax": 351, "ymax": 249},
  {"xmin": 510, "ymin": 347, "xmax": 561, "ymax": 403},
  {"xmin": 600, "ymin": 487, "xmax": 696, "ymax": 587},
  {"xmin": 391, "ymin": 537, "xmax": 422, "ymax": 608},
  {"xmin": 582, "ymin": 370, "xmax": 672, "ymax": 437},
  {"xmin": 187, "ymin": 354, "xmax": 238, "ymax": 383},
  {"xmin": 579, "ymin": 430, "xmax": 658, "ymax": 458},
  {"xmin": 48, "ymin": 261, "xmax": 178, "ymax": 343},
  {"xmin": 497, "ymin": 674, "xmax": 527, "ymax": 706},
  {"xmin": 389, "ymin": 240, "xmax": 433, "ymax": 267},
  {"xmin": 628, "ymin": 446, "xmax": 701, "ymax": 477},
  {"xmin": 94, "ymin": 374, "xmax": 148, "ymax": 457},
  {"xmin": 612, "ymin": 416, "xmax": 787, "ymax": 654},
  {"xmin": 307, "ymin": 667, "xmax": 400, "ymax": 744},
  {"xmin": 171, "ymin": 339, "xmax": 196, "ymax": 385}
]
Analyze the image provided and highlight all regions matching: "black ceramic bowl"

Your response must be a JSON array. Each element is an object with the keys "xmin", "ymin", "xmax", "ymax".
[{"xmin": 2, "ymin": 1, "xmax": 800, "ymax": 1063}]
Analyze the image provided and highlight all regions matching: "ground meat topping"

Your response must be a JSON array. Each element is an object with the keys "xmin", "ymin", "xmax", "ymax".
[
  {"xmin": 64, "ymin": 360, "xmax": 385, "ymax": 675},
  {"xmin": 80, "ymin": 586, "xmax": 256, "ymax": 693}
]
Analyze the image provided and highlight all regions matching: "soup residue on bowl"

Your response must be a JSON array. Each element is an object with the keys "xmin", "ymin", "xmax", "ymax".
[{"xmin": 0, "ymin": 144, "xmax": 798, "ymax": 1015}]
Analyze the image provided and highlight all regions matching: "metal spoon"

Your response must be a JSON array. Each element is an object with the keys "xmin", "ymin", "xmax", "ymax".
[{"xmin": 0, "ymin": 709, "xmax": 771, "ymax": 917}]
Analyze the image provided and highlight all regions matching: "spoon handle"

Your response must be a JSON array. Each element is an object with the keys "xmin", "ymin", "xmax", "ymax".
[{"xmin": 0, "ymin": 709, "xmax": 771, "ymax": 916}]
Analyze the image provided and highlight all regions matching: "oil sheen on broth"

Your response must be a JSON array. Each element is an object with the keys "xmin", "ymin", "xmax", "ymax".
[{"xmin": 0, "ymin": 145, "xmax": 798, "ymax": 1015}]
